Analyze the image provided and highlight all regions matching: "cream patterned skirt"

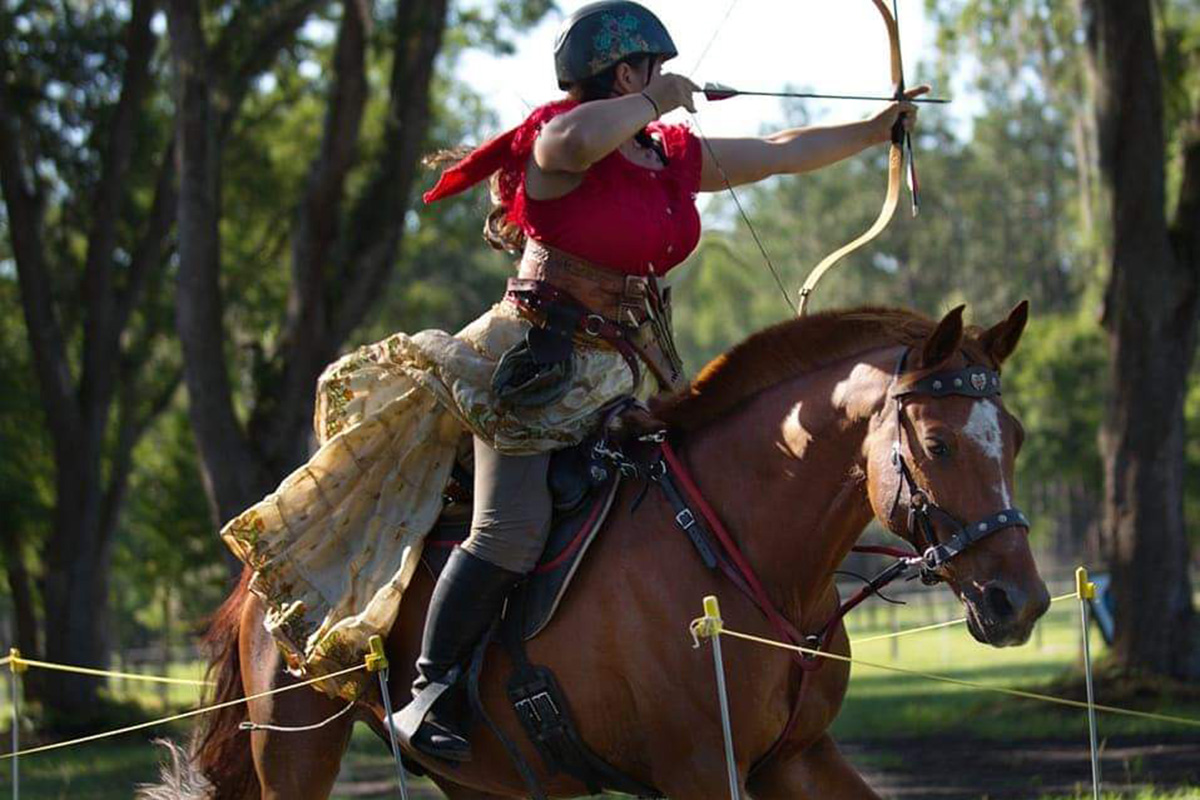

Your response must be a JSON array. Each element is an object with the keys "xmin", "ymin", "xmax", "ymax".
[{"xmin": 221, "ymin": 301, "xmax": 639, "ymax": 699}]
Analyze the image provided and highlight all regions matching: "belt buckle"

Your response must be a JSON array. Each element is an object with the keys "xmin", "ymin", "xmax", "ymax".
[
  {"xmin": 514, "ymin": 690, "xmax": 559, "ymax": 724},
  {"xmin": 623, "ymin": 275, "xmax": 648, "ymax": 299}
]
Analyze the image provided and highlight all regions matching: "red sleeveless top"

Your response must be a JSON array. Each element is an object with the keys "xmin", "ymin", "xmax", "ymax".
[{"xmin": 424, "ymin": 100, "xmax": 703, "ymax": 276}]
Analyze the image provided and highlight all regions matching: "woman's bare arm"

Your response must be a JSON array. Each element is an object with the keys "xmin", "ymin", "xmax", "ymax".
[
  {"xmin": 698, "ymin": 87, "xmax": 927, "ymax": 192},
  {"xmin": 533, "ymin": 73, "xmax": 699, "ymax": 174},
  {"xmin": 534, "ymin": 95, "xmax": 660, "ymax": 173},
  {"xmin": 698, "ymin": 120, "xmax": 885, "ymax": 191}
]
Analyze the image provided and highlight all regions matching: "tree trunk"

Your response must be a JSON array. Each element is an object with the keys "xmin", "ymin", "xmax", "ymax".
[
  {"xmin": 167, "ymin": 0, "xmax": 274, "ymax": 529},
  {"xmin": 40, "ymin": 456, "xmax": 119, "ymax": 719},
  {"xmin": 170, "ymin": 0, "xmax": 449, "ymax": 529},
  {"xmin": 0, "ymin": 0, "xmax": 182, "ymax": 719},
  {"xmin": 1087, "ymin": 0, "xmax": 1200, "ymax": 679}
]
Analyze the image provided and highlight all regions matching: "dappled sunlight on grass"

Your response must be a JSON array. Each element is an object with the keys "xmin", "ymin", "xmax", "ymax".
[{"xmin": 830, "ymin": 595, "xmax": 1200, "ymax": 741}]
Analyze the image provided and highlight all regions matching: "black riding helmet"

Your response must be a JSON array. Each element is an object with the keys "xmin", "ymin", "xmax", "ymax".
[{"xmin": 554, "ymin": 1, "xmax": 678, "ymax": 90}]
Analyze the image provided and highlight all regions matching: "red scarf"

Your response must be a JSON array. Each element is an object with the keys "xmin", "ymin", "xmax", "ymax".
[{"xmin": 423, "ymin": 100, "xmax": 579, "ymax": 214}]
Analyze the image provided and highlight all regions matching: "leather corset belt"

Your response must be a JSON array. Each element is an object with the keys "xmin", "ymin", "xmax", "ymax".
[
  {"xmin": 516, "ymin": 240, "xmax": 651, "ymax": 327},
  {"xmin": 509, "ymin": 239, "xmax": 687, "ymax": 393}
]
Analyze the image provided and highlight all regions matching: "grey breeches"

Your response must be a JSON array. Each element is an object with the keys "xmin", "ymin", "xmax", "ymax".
[{"xmin": 460, "ymin": 436, "xmax": 553, "ymax": 574}]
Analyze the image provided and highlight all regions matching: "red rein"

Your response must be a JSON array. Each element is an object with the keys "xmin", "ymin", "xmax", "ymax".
[
  {"xmin": 659, "ymin": 441, "xmax": 810, "ymax": 660},
  {"xmin": 659, "ymin": 441, "xmax": 918, "ymax": 659}
]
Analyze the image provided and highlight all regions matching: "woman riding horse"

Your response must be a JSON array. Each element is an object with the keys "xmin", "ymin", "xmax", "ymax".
[
  {"xmin": 397, "ymin": 0, "xmax": 926, "ymax": 762},
  {"xmin": 205, "ymin": 0, "xmax": 928, "ymax": 780}
]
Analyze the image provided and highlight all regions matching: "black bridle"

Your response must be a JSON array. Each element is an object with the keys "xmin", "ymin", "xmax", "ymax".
[{"xmin": 885, "ymin": 348, "xmax": 1029, "ymax": 584}]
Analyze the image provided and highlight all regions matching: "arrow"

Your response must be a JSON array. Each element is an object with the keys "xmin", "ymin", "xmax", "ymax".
[{"xmin": 703, "ymin": 81, "xmax": 948, "ymax": 104}]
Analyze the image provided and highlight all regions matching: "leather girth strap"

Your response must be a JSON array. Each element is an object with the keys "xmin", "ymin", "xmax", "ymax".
[{"xmin": 501, "ymin": 590, "xmax": 663, "ymax": 798}]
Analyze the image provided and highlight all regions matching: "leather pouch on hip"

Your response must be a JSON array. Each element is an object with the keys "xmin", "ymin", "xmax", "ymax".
[{"xmin": 491, "ymin": 303, "xmax": 581, "ymax": 408}]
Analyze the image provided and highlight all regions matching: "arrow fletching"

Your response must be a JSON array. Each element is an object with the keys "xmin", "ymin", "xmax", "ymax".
[{"xmin": 702, "ymin": 82, "xmax": 739, "ymax": 101}]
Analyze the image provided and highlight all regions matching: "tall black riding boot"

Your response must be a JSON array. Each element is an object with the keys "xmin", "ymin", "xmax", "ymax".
[{"xmin": 390, "ymin": 547, "xmax": 520, "ymax": 762}]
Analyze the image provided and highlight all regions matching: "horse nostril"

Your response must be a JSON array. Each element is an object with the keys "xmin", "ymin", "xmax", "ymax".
[{"xmin": 983, "ymin": 584, "xmax": 1016, "ymax": 620}]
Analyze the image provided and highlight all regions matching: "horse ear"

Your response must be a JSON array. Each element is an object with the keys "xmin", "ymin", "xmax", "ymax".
[
  {"xmin": 979, "ymin": 300, "xmax": 1029, "ymax": 366},
  {"xmin": 920, "ymin": 305, "xmax": 966, "ymax": 369}
]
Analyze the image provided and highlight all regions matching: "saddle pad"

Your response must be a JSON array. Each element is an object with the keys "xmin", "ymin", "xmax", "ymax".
[{"xmin": 422, "ymin": 474, "xmax": 621, "ymax": 640}]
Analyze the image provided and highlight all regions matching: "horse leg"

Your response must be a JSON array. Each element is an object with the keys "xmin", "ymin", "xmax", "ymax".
[
  {"xmin": 641, "ymin": 729, "xmax": 750, "ymax": 800},
  {"xmin": 746, "ymin": 734, "xmax": 881, "ymax": 800},
  {"xmin": 240, "ymin": 594, "xmax": 355, "ymax": 799}
]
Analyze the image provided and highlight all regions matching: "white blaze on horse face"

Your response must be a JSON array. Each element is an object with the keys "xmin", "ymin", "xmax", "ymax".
[{"xmin": 963, "ymin": 399, "xmax": 1011, "ymax": 506}]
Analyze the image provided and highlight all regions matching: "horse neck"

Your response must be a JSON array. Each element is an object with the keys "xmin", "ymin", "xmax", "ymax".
[{"xmin": 678, "ymin": 347, "xmax": 898, "ymax": 626}]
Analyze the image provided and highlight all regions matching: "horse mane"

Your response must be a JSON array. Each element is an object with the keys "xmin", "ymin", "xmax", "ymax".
[{"xmin": 655, "ymin": 306, "xmax": 989, "ymax": 432}]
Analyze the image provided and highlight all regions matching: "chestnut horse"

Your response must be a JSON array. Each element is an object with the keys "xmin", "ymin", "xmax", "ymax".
[{"xmin": 149, "ymin": 303, "xmax": 1049, "ymax": 799}]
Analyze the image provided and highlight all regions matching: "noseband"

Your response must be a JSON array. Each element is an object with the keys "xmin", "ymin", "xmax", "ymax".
[{"xmin": 885, "ymin": 349, "xmax": 1029, "ymax": 584}]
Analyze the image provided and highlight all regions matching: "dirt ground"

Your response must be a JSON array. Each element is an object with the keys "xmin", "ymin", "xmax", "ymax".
[
  {"xmin": 843, "ymin": 734, "xmax": 1200, "ymax": 799},
  {"xmin": 331, "ymin": 733, "xmax": 1200, "ymax": 798}
]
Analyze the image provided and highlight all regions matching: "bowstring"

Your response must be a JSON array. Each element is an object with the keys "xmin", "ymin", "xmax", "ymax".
[
  {"xmin": 687, "ymin": 0, "xmax": 741, "ymax": 76},
  {"xmin": 688, "ymin": 114, "xmax": 797, "ymax": 316},
  {"xmin": 686, "ymin": 0, "xmax": 797, "ymax": 315}
]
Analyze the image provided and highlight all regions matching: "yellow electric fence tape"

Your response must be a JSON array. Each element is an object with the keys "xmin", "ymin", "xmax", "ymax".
[
  {"xmin": 716, "ymin": 627, "xmax": 1200, "ymax": 729},
  {"xmin": 5, "ymin": 654, "xmax": 213, "ymax": 686},
  {"xmin": 850, "ymin": 591, "xmax": 1079, "ymax": 645},
  {"xmin": 0, "ymin": 662, "xmax": 368, "ymax": 761}
]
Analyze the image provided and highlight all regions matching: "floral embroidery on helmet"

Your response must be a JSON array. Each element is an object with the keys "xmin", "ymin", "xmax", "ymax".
[{"xmin": 588, "ymin": 12, "xmax": 651, "ymax": 74}]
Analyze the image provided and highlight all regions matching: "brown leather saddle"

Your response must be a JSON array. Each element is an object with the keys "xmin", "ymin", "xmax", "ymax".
[
  {"xmin": 421, "ymin": 433, "xmax": 622, "ymax": 641},
  {"xmin": 418, "ymin": 422, "xmax": 663, "ymax": 798}
]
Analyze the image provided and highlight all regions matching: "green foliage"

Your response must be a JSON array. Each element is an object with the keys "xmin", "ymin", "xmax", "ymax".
[
  {"xmin": 0, "ymin": 278, "xmax": 54, "ymax": 542},
  {"xmin": 1040, "ymin": 792, "xmax": 1200, "ymax": 800},
  {"xmin": 355, "ymin": 78, "xmax": 513, "ymax": 344},
  {"xmin": 112, "ymin": 407, "xmax": 228, "ymax": 646},
  {"xmin": 0, "ymin": 274, "xmax": 54, "ymax": 632},
  {"xmin": 1160, "ymin": 0, "xmax": 1200, "ymax": 219},
  {"xmin": 449, "ymin": 0, "xmax": 557, "ymax": 56},
  {"xmin": 674, "ymin": 106, "xmax": 1091, "ymax": 358},
  {"xmin": 1004, "ymin": 311, "xmax": 1106, "ymax": 504},
  {"xmin": 1183, "ymin": 377, "xmax": 1200, "ymax": 543}
]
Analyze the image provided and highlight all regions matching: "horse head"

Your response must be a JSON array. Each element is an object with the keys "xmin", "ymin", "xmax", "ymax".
[{"xmin": 863, "ymin": 301, "xmax": 1050, "ymax": 646}]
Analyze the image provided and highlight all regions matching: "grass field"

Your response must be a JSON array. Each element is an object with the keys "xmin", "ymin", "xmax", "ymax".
[
  {"xmin": 831, "ymin": 590, "xmax": 1200, "ymax": 741},
  {"xmin": 2, "ymin": 587, "xmax": 1198, "ymax": 798}
]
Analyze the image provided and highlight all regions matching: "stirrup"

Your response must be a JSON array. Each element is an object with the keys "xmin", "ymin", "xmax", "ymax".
[
  {"xmin": 392, "ymin": 665, "xmax": 473, "ymax": 762},
  {"xmin": 410, "ymin": 716, "xmax": 472, "ymax": 762}
]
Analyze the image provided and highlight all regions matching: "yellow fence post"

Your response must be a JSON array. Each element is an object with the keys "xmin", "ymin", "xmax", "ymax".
[
  {"xmin": 691, "ymin": 596, "xmax": 741, "ymax": 800},
  {"xmin": 1076, "ymin": 567, "xmax": 1101, "ymax": 800},
  {"xmin": 9, "ymin": 648, "xmax": 25, "ymax": 800},
  {"xmin": 366, "ymin": 635, "xmax": 409, "ymax": 800}
]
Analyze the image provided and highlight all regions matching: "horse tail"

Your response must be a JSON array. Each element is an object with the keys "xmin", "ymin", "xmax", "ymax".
[
  {"xmin": 192, "ymin": 567, "xmax": 259, "ymax": 798},
  {"xmin": 137, "ymin": 569, "xmax": 259, "ymax": 800}
]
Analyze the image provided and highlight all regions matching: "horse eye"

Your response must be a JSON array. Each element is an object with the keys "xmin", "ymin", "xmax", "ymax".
[{"xmin": 926, "ymin": 440, "xmax": 951, "ymax": 458}]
